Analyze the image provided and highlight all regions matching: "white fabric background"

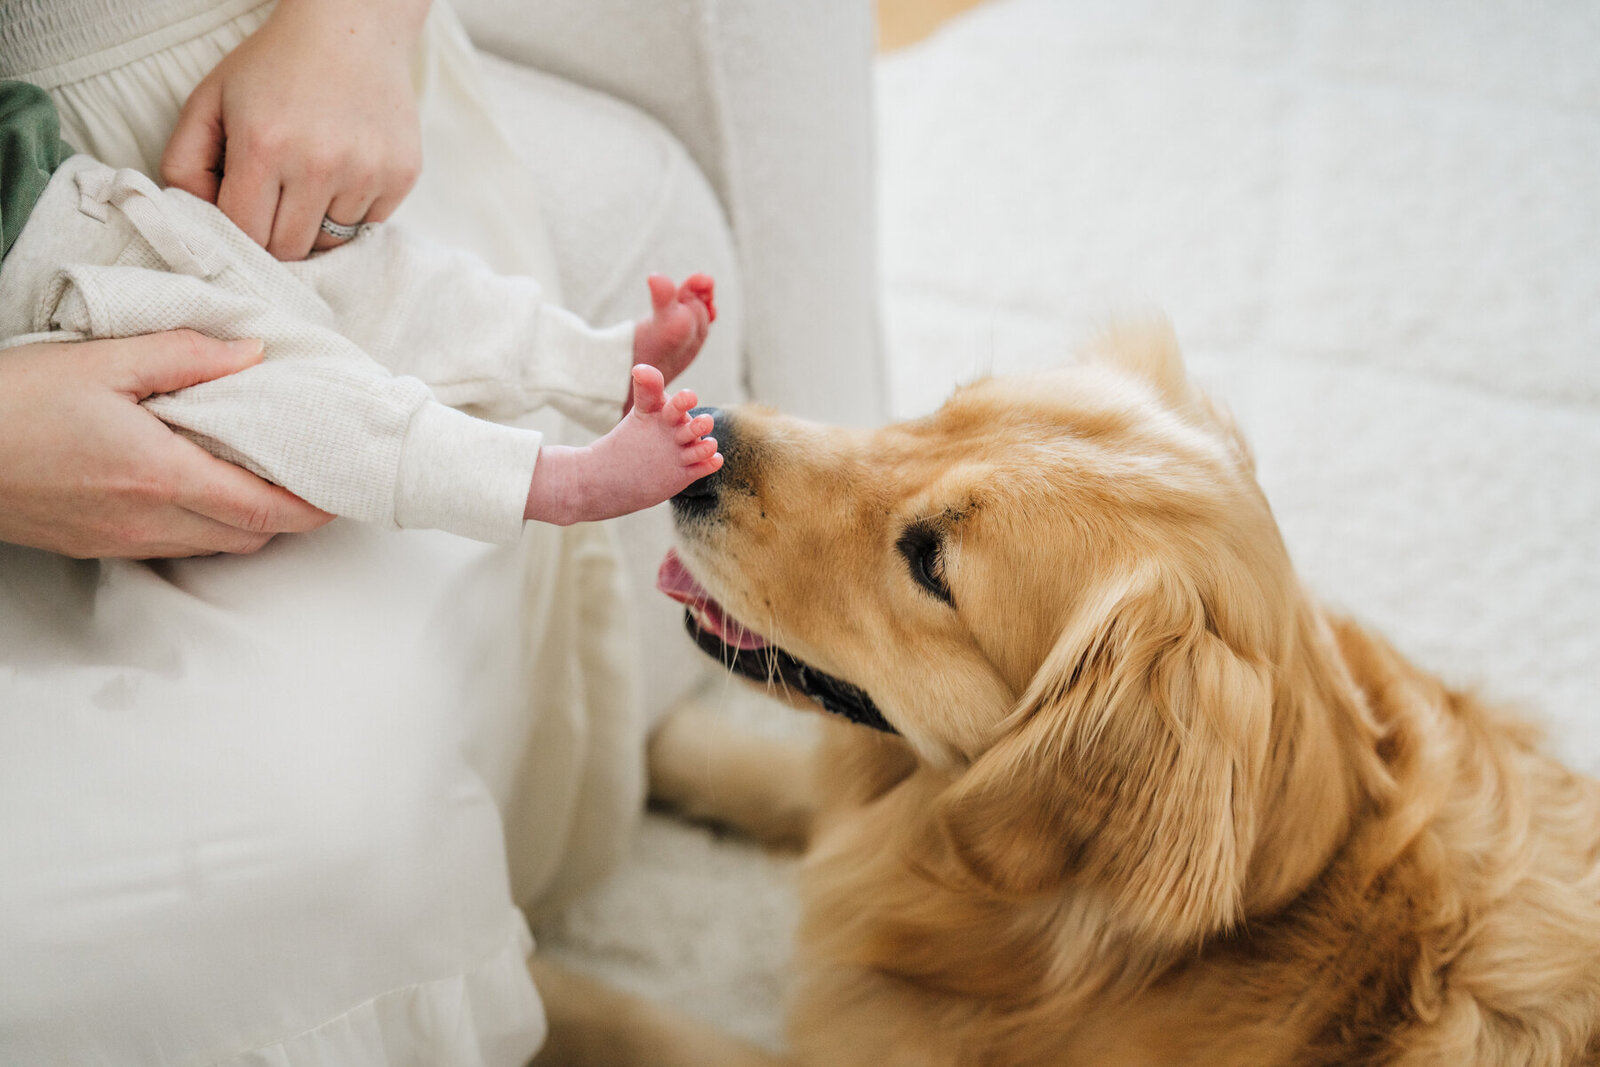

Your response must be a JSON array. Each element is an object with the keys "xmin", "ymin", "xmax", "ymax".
[{"xmin": 533, "ymin": 0, "xmax": 1600, "ymax": 1052}]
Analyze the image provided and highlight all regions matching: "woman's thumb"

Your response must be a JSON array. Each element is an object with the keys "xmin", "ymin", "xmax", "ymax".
[{"xmin": 111, "ymin": 331, "xmax": 264, "ymax": 399}]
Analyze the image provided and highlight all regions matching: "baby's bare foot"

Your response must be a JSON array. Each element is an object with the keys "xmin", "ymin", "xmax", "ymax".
[
  {"xmin": 525, "ymin": 365, "xmax": 722, "ymax": 526},
  {"xmin": 630, "ymin": 274, "xmax": 715, "ymax": 410}
]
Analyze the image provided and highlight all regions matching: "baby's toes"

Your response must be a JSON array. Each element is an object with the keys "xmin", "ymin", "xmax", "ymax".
[
  {"xmin": 684, "ymin": 450, "xmax": 724, "ymax": 479},
  {"xmin": 683, "ymin": 273, "xmax": 714, "ymax": 301},
  {"xmin": 647, "ymin": 274, "xmax": 677, "ymax": 313},
  {"xmin": 687, "ymin": 299, "xmax": 710, "ymax": 336},
  {"xmin": 630, "ymin": 364, "xmax": 668, "ymax": 413},
  {"xmin": 681, "ymin": 437, "xmax": 718, "ymax": 465},
  {"xmin": 676, "ymin": 413, "xmax": 715, "ymax": 444},
  {"xmin": 684, "ymin": 278, "xmax": 716, "ymax": 323},
  {"xmin": 666, "ymin": 388, "xmax": 699, "ymax": 417},
  {"xmin": 680, "ymin": 277, "xmax": 716, "ymax": 325}
]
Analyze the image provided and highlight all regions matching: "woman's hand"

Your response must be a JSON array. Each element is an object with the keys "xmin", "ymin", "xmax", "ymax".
[
  {"xmin": 0, "ymin": 332, "xmax": 333, "ymax": 558},
  {"xmin": 160, "ymin": 0, "xmax": 432, "ymax": 261}
]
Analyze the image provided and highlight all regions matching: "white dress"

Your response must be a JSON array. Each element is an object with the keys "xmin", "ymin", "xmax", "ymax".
[{"xmin": 0, "ymin": 1, "xmax": 743, "ymax": 1063}]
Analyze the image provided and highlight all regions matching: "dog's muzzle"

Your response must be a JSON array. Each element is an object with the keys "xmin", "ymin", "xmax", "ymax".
[{"xmin": 662, "ymin": 412, "xmax": 898, "ymax": 736}]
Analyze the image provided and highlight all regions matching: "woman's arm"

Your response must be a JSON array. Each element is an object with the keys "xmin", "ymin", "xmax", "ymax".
[
  {"xmin": 0, "ymin": 333, "xmax": 332, "ymax": 557},
  {"xmin": 160, "ymin": 0, "xmax": 433, "ymax": 261}
]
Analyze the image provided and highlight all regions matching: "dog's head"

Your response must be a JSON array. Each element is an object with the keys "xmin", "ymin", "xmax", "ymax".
[{"xmin": 661, "ymin": 322, "xmax": 1300, "ymax": 944}]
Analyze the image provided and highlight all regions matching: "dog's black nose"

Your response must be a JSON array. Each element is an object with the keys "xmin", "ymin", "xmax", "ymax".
[{"xmin": 673, "ymin": 406, "xmax": 727, "ymax": 515}]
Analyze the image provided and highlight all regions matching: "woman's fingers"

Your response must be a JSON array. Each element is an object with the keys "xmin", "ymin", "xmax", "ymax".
[
  {"xmin": 168, "ymin": 435, "xmax": 333, "ymax": 537},
  {"xmin": 362, "ymin": 156, "xmax": 420, "ymax": 225},
  {"xmin": 103, "ymin": 330, "xmax": 264, "ymax": 400},
  {"xmin": 267, "ymin": 176, "xmax": 339, "ymax": 261},
  {"xmin": 0, "ymin": 336, "xmax": 332, "ymax": 559},
  {"xmin": 215, "ymin": 147, "xmax": 282, "ymax": 250},
  {"xmin": 117, "ymin": 511, "xmax": 273, "ymax": 559},
  {"xmin": 310, "ymin": 189, "xmax": 379, "ymax": 253},
  {"xmin": 161, "ymin": 64, "xmax": 281, "ymax": 247},
  {"xmin": 111, "ymin": 335, "xmax": 334, "ymax": 545},
  {"xmin": 111, "ymin": 334, "xmax": 333, "ymax": 537},
  {"xmin": 164, "ymin": 0, "xmax": 425, "ymax": 260},
  {"xmin": 160, "ymin": 78, "xmax": 226, "ymax": 203}
]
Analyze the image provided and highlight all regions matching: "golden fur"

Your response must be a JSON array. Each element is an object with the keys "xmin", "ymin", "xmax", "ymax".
[{"xmin": 534, "ymin": 324, "xmax": 1600, "ymax": 1067}]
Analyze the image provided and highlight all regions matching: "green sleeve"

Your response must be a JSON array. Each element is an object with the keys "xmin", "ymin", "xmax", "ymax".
[{"xmin": 1, "ymin": 81, "xmax": 74, "ymax": 261}]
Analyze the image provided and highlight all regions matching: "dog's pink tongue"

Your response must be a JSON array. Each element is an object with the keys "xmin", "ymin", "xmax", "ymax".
[
  {"xmin": 656, "ymin": 550, "xmax": 767, "ymax": 651},
  {"xmin": 656, "ymin": 549, "xmax": 706, "ymax": 604}
]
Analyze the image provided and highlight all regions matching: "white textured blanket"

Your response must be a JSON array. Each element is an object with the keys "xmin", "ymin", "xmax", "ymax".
[{"xmin": 537, "ymin": 0, "xmax": 1600, "ymax": 1049}]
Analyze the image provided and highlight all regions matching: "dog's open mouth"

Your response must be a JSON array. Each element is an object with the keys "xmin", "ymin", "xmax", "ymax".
[{"xmin": 656, "ymin": 550, "xmax": 898, "ymax": 735}]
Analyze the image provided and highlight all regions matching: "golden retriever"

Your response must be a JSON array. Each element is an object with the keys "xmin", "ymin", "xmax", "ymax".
[{"xmin": 531, "ymin": 323, "xmax": 1600, "ymax": 1067}]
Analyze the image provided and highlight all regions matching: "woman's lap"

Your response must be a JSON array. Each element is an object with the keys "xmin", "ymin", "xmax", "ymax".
[
  {"xmin": 0, "ymin": 524, "xmax": 547, "ymax": 1064},
  {"xmin": 5, "ymin": 6, "xmax": 568, "ymax": 1049},
  {"xmin": 1, "ymin": 3, "xmax": 743, "ymax": 1060}
]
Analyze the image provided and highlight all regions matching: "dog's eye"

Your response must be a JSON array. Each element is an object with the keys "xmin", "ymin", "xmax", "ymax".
[{"xmin": 897, "ymin": 525, "xmax": 952, "ymax": 605}]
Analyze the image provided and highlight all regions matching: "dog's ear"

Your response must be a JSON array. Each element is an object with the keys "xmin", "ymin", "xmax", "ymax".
[
  {"xmin": 1084, "ymin": 318, "xmax": 1257, "ymax": 472},
  {"xmin": 936, "ymin": 570, "xmax": 1272, "ymax": 944},
  {"xmin": 1084, "ymin": 317, "xmax": 1194, "ymax": 409}
]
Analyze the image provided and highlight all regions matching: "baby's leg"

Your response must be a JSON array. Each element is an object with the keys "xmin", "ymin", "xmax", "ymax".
[
  {"xmin": 293, "ymin": 225, "xmax": 638, "ymax": 434},
  {"xmin": 524, "ymin": 366, "xmax": 722, "ymax": 526}
]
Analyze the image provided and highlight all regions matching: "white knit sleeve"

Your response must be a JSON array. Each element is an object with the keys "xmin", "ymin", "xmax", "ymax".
[
  {"xmin": 49, "ymin": 263, "xmax": 540, "ymax": 544},
  {"xmin": 290, "ymin": 225, "xmax": 635, "ymax": 436}
]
